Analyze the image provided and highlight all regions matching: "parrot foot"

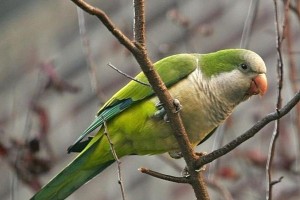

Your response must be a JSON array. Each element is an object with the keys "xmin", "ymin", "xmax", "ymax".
[
  {"xmin": 154, "ymin": 102, "xmax": 168, "ymax": 121},
  {"xmin": 154, "ymin": 99, "xmax": 182, "ymax": 122},
  {"xmin": 173, "ymin": 98, "xmax": 182, "ymax": 113},
  {"xmin": 168, "ymin": 150, "xmax": 183, "ymax": 159}
]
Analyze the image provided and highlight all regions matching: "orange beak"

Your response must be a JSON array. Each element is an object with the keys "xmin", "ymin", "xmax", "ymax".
[{"xmin": 247, "ymin": 74, "xmax": 268, "ymax": 96}]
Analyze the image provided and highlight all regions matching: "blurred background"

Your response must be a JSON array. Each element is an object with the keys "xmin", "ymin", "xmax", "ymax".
[{"xmin": 0, "ymin": 0, "xmax": 299, "ymax": 199}]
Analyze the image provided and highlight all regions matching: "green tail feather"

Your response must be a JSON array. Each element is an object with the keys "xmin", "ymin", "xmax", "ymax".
[{"xmin": 31, "ymin": 141, "xmax": 114, "ymax": 200}]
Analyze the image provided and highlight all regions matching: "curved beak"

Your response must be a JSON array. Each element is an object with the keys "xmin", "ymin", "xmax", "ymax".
[{"xmin": 247, "ymin": 74, "xmax": 268, "ymax": 96}]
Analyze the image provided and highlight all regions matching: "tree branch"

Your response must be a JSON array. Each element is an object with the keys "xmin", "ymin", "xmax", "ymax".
[
  {"xmin": 131, "ymin": 2, "xmax": 209, "ymax": 198},
  {"xmin": 133, "ymin": 0, "xmax": 146, "ymax": 47},
  {"xmin": 196, "ymin": 90, "xmax": 300, "ymax": 168},
  {"xmin": 139, "ymin": 167, "xmax": 190, "ymax": 184}
]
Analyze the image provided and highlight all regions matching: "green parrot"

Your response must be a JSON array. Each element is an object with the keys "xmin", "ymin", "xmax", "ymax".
[{"xmin": 31, "ymin": 49, "xmax": 267, "ymax": 199}]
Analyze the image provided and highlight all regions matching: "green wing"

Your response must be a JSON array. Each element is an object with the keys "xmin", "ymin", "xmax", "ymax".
[{"xmin": 68, "ymin": 54, "xmax": 199, "ymax": 152}]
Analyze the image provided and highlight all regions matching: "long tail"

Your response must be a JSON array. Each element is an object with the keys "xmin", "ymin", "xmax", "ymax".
[{"xmin": 31, "ymin": 139, "xmax": 114, "ymax": 200}]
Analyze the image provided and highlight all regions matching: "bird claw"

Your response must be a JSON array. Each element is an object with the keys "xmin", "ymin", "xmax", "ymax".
[
  {"xmin": 155, "ymin": 101, "xmax": 164, "ymax": 110},
  {"xmin": 154, "ymin": 99, "xmax": 182, "ymax": 122},
  {"xmin": 154, "ymin": 102, "xmax": 168, "ymax": 121},
  {"xmin": 154, "ymin": 101, "xmax": 170, "ymax": 122},
  {"xmin": 173, "ymin": 98, "xmax": 182, "ymax": 113}
]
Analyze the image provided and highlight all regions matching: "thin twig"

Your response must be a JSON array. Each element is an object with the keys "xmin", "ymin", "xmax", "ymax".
[
  {"xmin": 240, "ymin": 0, "xmax": 259, "ymax": 48},
  {"xmin": 77, "ymin": 8, "xmax": 97, "ymax": 93},
  {"xmin": 103, "ymin": 120, "xmax": 126, "ymax": 200},
  {"xmin": 266, "ymin": 0, "xmax": 289, "ymax": 199},
  {"xmin": 270, "ymin": 176, "xmax": 284, "ymax": 186},
  {"xmin": 139, "ymin": 167, "xmax": 190, "ymax": 184},
  {"xmin": 107, "ymin": 63, "xmax": 151, "ymax": 87},
  {"xmin": 266, "ymin": 120, "xmax": 280, "ymax": 200},
  {"xmin": 196, "ymin": 90, "xmax": 300, "ymax": 168},
  {"xmin": 77, "ymin": 8, "xmax": 106, "ymax": 101}
]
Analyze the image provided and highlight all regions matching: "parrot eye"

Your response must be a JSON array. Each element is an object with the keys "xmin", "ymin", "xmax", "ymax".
[{"xmin": 240, "ymin": 63, "xmax": 249, "ymax": 71}]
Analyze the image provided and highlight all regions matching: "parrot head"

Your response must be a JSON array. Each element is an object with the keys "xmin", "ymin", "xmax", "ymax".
[
  {"xmin": 200, "ymin": 49, "xmax": 267, "ymax": 105},
  {"xmin": 235, "ymin": 49, "xmax": 267, "ymax": 99}
]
